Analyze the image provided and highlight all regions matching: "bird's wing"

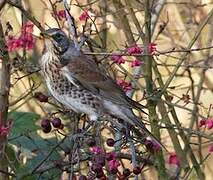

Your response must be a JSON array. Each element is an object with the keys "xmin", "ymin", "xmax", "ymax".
[{"xmin": 61, "ymin": 54, "xmax": 145, "ymax": 111}]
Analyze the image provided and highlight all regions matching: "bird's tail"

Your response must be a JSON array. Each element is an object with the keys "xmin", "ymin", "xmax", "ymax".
[
  {"xmin": 124, "ymin": 110, "xmax": 167, "ymax": 151},
  {"xmin": 126, "ymin": 96, "xmax": 148, "ymax": 115}
]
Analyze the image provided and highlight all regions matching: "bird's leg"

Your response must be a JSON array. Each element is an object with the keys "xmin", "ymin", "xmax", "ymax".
[
  {"xmin": 108, "ymin": 116, "xmax": 131, "ymax": 145},
  {"xmin": 121, "ymin": 121, "xmax": 131, "ymax": 145}
]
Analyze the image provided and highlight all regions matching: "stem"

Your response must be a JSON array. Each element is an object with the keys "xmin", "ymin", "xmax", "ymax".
[
  {"xmin": 144, "ymin": 1, "xmax": 167, "ymax": 179},
  {"xmin": 0, "ymin": 20, "xmax": 11, "ymax": 180},
  {"xmin": 112, "ymin": 0, "xmax": 135, "ymax": 45},
  {"xmin": 153, "ymin": 61, "xmax": 189, "ymax": 170},
  {"xmin": 63, "ymin": 0, "xmax": 79, "ymax": 49},
  {"xmin": 160, "ymin": 8, "xmax": 213, "ymax": 96}
]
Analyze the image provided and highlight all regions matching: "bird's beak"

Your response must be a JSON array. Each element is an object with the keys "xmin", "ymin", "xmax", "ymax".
[{"xmin": 40, "ymin": 32, "xmax": 51, "ymax": 39}]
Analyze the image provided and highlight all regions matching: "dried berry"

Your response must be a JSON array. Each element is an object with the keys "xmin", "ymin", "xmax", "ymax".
[
  {"xmin": 110, "ymin": 168, "xmax": 118, "ymax": 174},
  {"xmin": 34, "ymin": 92, "xmax": 48, "ymax": 102},
  {"xmin": 93, "ymin": 154, "xmax": 105, "ymax": 166},
  {"xmin": 41, "ymin": 118, "xmax": 51, "ymax": 129},
  {"xmin": 51, "ymin": 118, "xmax": 62, "ymax": 128},
  {"xmin": 87, "ymin": 138, "xmax": 96, "ymax": 147},
  {"xmin": 91, "ymin": 164, "xmax": 102, "ymax": 173},
  {"xmin": 59, "ymin": 123, "xmax": 64, "ymax": 129},
  {"xmin": 106, "ymin": 138, "xmax": 115, "ymax": 147},
  {"xmin": 41, "ymin": 119, "xmax": 52, "ymax": 133},
  {"xmin": 106, "ymin": 152, "xmax": 116, "ymax": 161},
  {"xmin": 42, "ymin": 126, "xmax": 51, "ymax": 133},
  {"xmin": 133, "ymin": 166, "xmax": 141, "ymax": 175},
  {"xmin": 96, "ymin": 170, "xmax": 104, "ymax": 178},
  {"xmin": 118, "ymin": 175, "xmax": 126, "ymax": 180},
  {"xmin": 99, "ymin": 176, "xmax": 107, "ymax": 180},
  {"xmin": 79, "ymin": 175, "xmax": 87, "ymax": 180},
  {"xmin": 123, "ymin": 168, "xmax": 131, "ymax": 177}
]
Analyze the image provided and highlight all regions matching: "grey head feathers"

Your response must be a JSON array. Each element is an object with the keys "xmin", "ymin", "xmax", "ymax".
[
  {"xmin": 44, "ymin": 28, "xmax": 70, "ymax": 54},
  {"xmin": 42, "ymin": 28, "xmax": 83, "ymax": 66}
]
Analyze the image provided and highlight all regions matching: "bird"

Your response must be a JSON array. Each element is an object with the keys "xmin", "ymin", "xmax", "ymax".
[{"xmin": 39, "ymin": 28, "xmax": 163, "ymax": 148}]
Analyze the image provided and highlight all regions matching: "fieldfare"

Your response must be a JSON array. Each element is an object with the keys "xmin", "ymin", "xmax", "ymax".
[{"xmin": 39, "ymin": 28, "xmax": 162, "ymax": 146}]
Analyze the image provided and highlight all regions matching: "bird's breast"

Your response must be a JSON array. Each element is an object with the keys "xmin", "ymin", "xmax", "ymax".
[{"xmin": 40, "ymin": 51, "xmax": 104, "ymax": 115}]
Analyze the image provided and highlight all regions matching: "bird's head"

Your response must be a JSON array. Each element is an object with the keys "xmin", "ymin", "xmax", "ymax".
[{"xmin": 41, "ymin": 28, "xmax": 70, "ymax": 54}]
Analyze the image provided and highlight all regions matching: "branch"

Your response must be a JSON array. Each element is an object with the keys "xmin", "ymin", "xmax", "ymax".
[
  {"xmin": 0, "ymin": 19, "xmax": 11, "ymax": 180},
  {"xmin": 7, "ymin": 0, "xmax": 45, "ymax": 32},
  {"xmin": 62, "ymin": 0, "xmax": 79, "ymax": 50},
  {"xmin": 160, "ymin": 8, "xmax": 213, "ymax": 96}
]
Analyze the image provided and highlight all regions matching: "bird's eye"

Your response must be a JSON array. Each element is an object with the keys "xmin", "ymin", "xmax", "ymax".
[{"xmin": 52, "ymin": 33, "xmax": 63, "ymax": 42}]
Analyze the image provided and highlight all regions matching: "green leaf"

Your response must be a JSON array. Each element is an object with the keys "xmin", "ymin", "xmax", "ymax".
[
  {"xmin": 8, "ymin": 111, "xmax": 40, "ymax": 138},
  {"xmin": 5, "ymin": 144, "xmax": 20, "ymax": 170},
  {"xmin": 8, "ymin": 112, "xmax": 61, "ymax": 179}
]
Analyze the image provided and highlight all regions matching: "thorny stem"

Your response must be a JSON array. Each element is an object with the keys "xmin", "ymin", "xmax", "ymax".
[
  {"xmin": 112, "ymin": 0, "xmax": 135, "ymax": 45},
  {"xmin": 153, "ymin": 61, "xmax": 189, "ymax": 169},
  {"xmin": 153, "ymin": 59, "xmax": 205, "ymax": 179},
  {"xmin": 63, "ymin": 0, "xmax": 79, "ymax": 49},
  {"xmin": 159, "ymin": 8, "xmax": 213, "ymax": 96},
  {"xmin": 7, "ymin": 0, "xmax": 45, "ymax": 32},
  {"xmin": 188, "ymin": 27, "xmax": 213, "ymax": 167},
  {"xmin": 0, "ymin": 19, "xmax": 11, "ymax": 180},
  {"xmin": 144, "ymin": 1, "xmax": 167, "ymax": 179}
]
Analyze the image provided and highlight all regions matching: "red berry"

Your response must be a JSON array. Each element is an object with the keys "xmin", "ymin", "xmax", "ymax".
[
  {"xmin": 123, "ymin": 168, "xmax": 131, "ymax": 177},
  {"xmin": 79, "ymin": 175, "xmax": 87, "ymax": 180},
  {"xmin": 133, "ymin": 166, "xmax": 141, "ymax": 175},
  {"xmin": 87, "ymin": 138, "xmax": 96, "ymax": 147},
  {"xmin": 51, "ymin": 118, "xmax": 62, "ymax": 128},
  {"xmin": 34, "ymin": 92, "xmax": 48, "ymax": 102},
  {"xmin": 106, "ymin": 138, "xmax": 115, "ymax": 147}
]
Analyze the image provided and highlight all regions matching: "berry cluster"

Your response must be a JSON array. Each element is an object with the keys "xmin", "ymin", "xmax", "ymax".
[
  {"xmin": 74, "ymin": 137, "xmax": 144, "ymax": 179},
  {"xmin": 41, "ymin": 118, "xmax": 64, "ymax": 133},
  {"xmin": 6, "ymin": 21, "xmax": 35, "ymax": 52}
]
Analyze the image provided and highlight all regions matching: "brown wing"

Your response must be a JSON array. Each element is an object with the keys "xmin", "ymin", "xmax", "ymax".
[{"xmin": 61, "ymin": 54, "xmax": 145, "ymax": 110}]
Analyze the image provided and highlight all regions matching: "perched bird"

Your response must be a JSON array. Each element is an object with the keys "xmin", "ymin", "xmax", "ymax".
[{"xmin": 39, "ymin": 28, "xmax": 162, "ymax": 147}]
